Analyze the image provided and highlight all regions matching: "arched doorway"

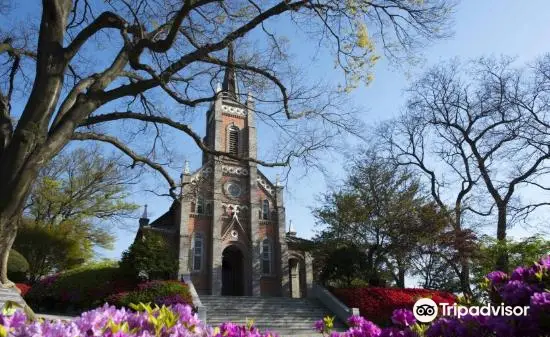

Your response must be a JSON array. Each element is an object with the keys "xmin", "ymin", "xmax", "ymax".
[
  {"xmin": 289, "ymin": 258, "xmax": 302, "ymax": 298},
  {"xmin": 222, "ymin": 245, "xmax": 244, "ymax": 296}
]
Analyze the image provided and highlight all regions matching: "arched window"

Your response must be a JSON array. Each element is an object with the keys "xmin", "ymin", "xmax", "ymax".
[
  {"xmin": 262, "ymin": 199, "xmax": 269, "ymax": 220},
  {"xmin": 193, "ymin": 233, "xmax": 203, "ymax": 271},
  {"xmin": 261, "ymin": 239, "xmax": 271, "ymax": 274},
  {"xmin": 228, "ymin": 125, "xmax": 239, "ymax": 155}
]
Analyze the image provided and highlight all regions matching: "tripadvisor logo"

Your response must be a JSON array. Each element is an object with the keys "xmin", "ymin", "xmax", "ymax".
[
  {"xmin": 413, "ymin": 298, "xmax": 530, "ymax": 323},
  {"xmin": 413, "ymin": 298, "xmax": 439, "ymax": 323}
]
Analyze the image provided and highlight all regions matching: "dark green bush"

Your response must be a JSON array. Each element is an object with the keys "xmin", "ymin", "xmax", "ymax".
[
  {"xmin": 8, "ymin": 249, "xmax": 29, "ymax": 282},
  {"xmin": 25, "ymin": 261, "xmax": 134, "ymax": 313},
  {"xmin": 120, "ymin": 231, "xmax": 177, "ymax": 282},
  {"xmin": 106, "ymin": 280, "xmax": 193, "ymax": 308}
]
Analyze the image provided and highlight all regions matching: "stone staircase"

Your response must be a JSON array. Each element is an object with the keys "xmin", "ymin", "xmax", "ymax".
[
  {"xmin": 199, "ymin": 295, "xmax": 347, "ymax": 336},
  {"xmin": 0, "ymin": 287, "xmax": 27, "ymax": 309}
]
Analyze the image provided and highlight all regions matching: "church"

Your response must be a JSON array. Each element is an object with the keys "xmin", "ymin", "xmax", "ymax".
[{"xmin": 136, "ymin": 46, "xmax": 313, "ymax": 298}]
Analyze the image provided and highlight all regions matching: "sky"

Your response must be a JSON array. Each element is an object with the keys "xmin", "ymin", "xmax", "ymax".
[
  {"xmin": 95, "ymin": 0, "xmax": 550, "ymax": 260},
  {"xmin": 4, "ymin": 0, "xmax": 549, "ymax": 260}
]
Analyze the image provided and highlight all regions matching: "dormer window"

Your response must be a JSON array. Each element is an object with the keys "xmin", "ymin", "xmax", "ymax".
[{"xmin": 228, "ymin": 125, "xmax": 239, "ymax": 155}]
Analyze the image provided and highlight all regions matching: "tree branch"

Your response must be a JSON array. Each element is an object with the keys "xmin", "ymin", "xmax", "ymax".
[
  {"xmin": 79, "ymin": 111, "xmax": 292, "ymax": 167},
  {"xmin": 71, "ymin": 132, "xmax": 178, "ymax": 198}
]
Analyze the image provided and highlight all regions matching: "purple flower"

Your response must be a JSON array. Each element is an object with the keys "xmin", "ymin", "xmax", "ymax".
[
  {"xmin": 511, "ymin": 266, "xmax": 536, "ymax": 282},
  {"xmin": 531, "ymin": 292, "xmax": 550, "ymax": 314},
  {"xmin": 344, "ymin": 315, "xmax": 381, "ymax": 337},
  {"xmin": 486, "ymin": 271, "xmax": 508, "ymax": 286},
  {"xmin": 347, "ymin": 315, "xmax": 363, "ymax": 327},
  {"xmin": 379, "ymin": 327, "xmax": 416, "ymax": 337},
  {"xmin": 314, "ymin": 319, "xmax": 325, "ymax": 333},
  {"xmin": 391, "ymin": 309, "xmax": 415, "ymax": 327},
  {"xmin": 485, "ymin": 316, "xmax": 516, "ymax": 337},
  {"xmin": 499, "ymin": 280, "xmax": 537, "ymax": 306},
  {"xmin": 538, "ymin": 255, "xmax": 550, "ymax": 269}
]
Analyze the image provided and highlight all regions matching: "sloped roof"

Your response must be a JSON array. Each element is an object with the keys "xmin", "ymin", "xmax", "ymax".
[{"xmin": 149, "ymin": 201, "xmax": 178, "ymax": 229}]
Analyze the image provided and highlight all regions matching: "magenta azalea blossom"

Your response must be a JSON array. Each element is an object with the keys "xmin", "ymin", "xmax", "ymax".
[
  {"xmin": 486, "ymin": 271, "xmax": 508, "ymax": 286},
  {"xmin": 390, "ymin": 309, "xmax": 415, "ymax": 327}
]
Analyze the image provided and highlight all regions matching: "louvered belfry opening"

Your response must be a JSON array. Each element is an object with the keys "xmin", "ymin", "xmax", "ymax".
[{"xmin": 229, "ymin": 125, "xmax": 239, "ymax": 155}]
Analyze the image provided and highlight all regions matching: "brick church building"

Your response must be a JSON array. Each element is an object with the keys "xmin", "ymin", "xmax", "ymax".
[{"xmin": 136, "ymin": 46, "xmax": 313, "ymax": 297}]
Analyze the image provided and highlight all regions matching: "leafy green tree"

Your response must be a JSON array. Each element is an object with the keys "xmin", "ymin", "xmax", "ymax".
[
  {"xmin": 319, "ymin": 245, "xmax": 372, "ymax": 288},
  {"xmin": 25, "ymin": 147, "xmax": 137, "ymax": 229},
  {"xmin": 12, "ymin": 147, "xmax": 137, "ymax": 282},
  {"xmin": 472, "ymin": 235, "xmax": 550, "ymax": 287},
  {"xmin": 120, "ymin": 231, "xmax": 178, "ymax": 281},
  {"xmin": 313, "ymin": 154, "xmax": 440, "ymax": 287},
  {"xmin": 409, "ymin": 203, "xmax": 478, "ymax": 294},
  {"xmin": 14, "ymin": 221, "xmax": 85, "ymax": 283}
]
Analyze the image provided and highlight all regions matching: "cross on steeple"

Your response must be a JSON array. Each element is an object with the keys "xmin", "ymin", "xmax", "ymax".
[{"xmin": 222, "ymin": 43, "xmax": 237, "ymax": 100}]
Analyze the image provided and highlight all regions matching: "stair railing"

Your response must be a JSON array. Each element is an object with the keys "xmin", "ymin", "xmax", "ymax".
[
  {"xmin": 181, "ymin": 275, "xmax": 207, "ymax": 322},
  {"xmin": 311, "ymin": 283, "xmax": 359, "ymax": 324}
]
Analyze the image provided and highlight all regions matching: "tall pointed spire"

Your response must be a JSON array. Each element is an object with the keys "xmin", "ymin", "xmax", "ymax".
[
  {"xmin": 139, "ymin": 204, "xmax": 150, "ymax": 227},
  {"xmin": 222, "ymin": 43, "xmax": 237, "ymax": 100}
]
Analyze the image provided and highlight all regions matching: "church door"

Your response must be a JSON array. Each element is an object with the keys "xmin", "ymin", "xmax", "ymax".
[{"xmin": 221, "ymin": 245, "xmax": 244, "ymax": 296}]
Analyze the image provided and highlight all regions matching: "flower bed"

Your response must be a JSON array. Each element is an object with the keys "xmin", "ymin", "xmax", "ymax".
[
  {"xmin": 15, "ymin": 283, "xmax": 31, "ymax": 297},
  {"xmin": 4, "ymin": 256, "xmax": 548, "ymax": 336},
  {"xmin": 0, "ymin": 303, "xmax": 277, "ymax": 337},
  {"xmin": 106, "ymin": 280, "xmax": 193, "ymax": 308},
  {"xmin": 332, "ymin": 287, "xmax": 456, "ymax": 325},
  {"xmin": 318, "ymin": 255, "xmax": 550, "ymax": 336}
]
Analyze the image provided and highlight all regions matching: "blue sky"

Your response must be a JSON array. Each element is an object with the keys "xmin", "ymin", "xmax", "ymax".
[{"xmin": 15, "ymin": 0, "xmax": 544, "ymax": 260}]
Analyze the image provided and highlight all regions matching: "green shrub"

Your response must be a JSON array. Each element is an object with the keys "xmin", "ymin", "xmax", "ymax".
[
  {"xmin": 25, "ymin": 260, "xmax": 135, "ymax": 313},
  {"xmin": 106, "ymin": 280, "xmax": 193, "ymax": 308},
  {"xmin": 120, "ymin": 231, "xmax": 178, "ymax": 281},
  {"xmin": 8, "ymin": 249, "xmax": 29, "ymax": 282}
]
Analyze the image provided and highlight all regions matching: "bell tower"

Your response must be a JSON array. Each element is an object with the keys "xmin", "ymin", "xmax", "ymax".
[
  {"xmin": 203, "ymin": 43, "xmax": 256, "ymax": 164},
  {"xmin": 204, "ymin": 43, "xmax": 261, "ymax": 296}
]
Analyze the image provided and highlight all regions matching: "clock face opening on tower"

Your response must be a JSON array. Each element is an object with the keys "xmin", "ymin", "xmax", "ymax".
[{"xmin": 226, "ymin": 182, "xmax": 242, "ymax": 198}]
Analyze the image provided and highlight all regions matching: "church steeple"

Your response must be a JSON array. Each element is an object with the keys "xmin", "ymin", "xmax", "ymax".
[{"xmin": 222, "ymin": 43, "xmax": 238, "ymax": 100}]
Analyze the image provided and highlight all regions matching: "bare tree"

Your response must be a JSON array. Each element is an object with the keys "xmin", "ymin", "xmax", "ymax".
[
  {"xmin": 0, "ymin": 0, "xmax": 454, "ymax": 286},
  {"xmin": 378, "ymin": 115, "xmax": 478, "ymax": 297},
  {"xmin": 381, "ymin": 56, "xmax": 550, "ymax": 274}
]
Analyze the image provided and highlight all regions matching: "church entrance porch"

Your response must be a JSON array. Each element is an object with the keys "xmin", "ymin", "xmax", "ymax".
[
  {"xmin": 221, "ymin": 245, "xmax": 244, "ymax": 296},
  {"xmin": 289, "ymin": 257, "xmax": 306, "ymax": 298}
]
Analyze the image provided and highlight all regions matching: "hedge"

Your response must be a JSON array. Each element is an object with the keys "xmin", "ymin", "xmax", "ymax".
[
  {"xmin": 25, "ymin": 261, "xmax": 134, "ymax": 313},
  {"xmin": 7, "ymin": 249, "xmax": 29, "ymax": 282},
  {"xmin": 332, "ymin": 287, "xmax": 456, "ymax": 326},
  {"xmin": 106, "ymin": 280, "xmax": 193, "ymax": 308}
]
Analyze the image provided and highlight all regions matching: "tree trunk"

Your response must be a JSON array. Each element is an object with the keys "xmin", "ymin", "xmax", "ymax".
[
  {"xmin": 459, "ymin": 262, "xmax": 473, "ymax": 300},
  {"xmin": 397, "ymin": 266, "xmax": 406, "ymax": 288},
  {"xmin": 0, "ymin": 215, "xmax": 18, "ymax": 287},
  {"xmin": 0, "ymin": 147, "xmax": 46, "ymax": 286},
  {"xmin": 495, "ymin": 205, "xmax": 509, "ymax": 272}
]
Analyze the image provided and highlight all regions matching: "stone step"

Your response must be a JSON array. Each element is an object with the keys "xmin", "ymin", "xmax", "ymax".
[
  {"xmin": 206, "ymin": 309, "xmax": 332, "ymax": 319},
  {"xmin": 200, "ymin": 296, "xmax": 312, "ymax": 300},
  {"xmin": 206, "ymin": 313, "xmax": 329, "ymax": 319},
  {"xmin": 206, "ymin": 316, "xmax": 335, "ymax": 323},
  {"xmin": 201, "ymin": 301, "xmax": 322, "ymax": 305},
  {"xmin": 200, "ymin": 299, "xmax": 325, "ymax": 307},
  {"xmin": 201, "ymin": 295, "xmax": 347, "ymax": 333},
  {"xmin": 204, "ymin": 306, "xmax": 325, "ymax": 312}
]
